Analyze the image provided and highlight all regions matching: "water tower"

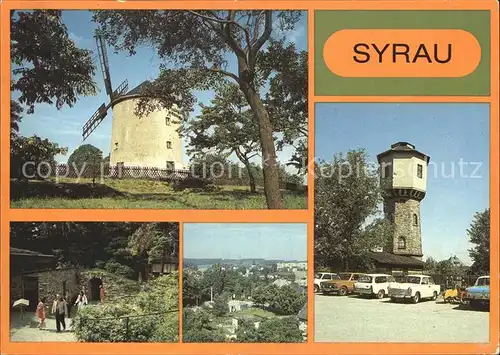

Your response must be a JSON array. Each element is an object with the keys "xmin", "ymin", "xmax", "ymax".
[{"xmin": 377, "ymin": 142, "xmax": 430, "ymax": 260}]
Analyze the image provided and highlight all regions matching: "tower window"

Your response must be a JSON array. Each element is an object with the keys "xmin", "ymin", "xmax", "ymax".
[
  {"xmin": 114, "ymin": 142, "xmax": 118, "ymax": 150},
  {"xmin": 166, "ymin": 141, "xmax": 172, "ymax": 149},
  {"xmin": 384, "ymin": 165, "xmax": 390, "ymax": 178},
  {"xmin": 397, "ymin": 236, "xmax": 406, "ymax": 249},
  {"xmin": 417, "ymin": 164, "xmax": 423, "ymax": 178},
  {"xmin": 165, "ymin": 117, "xmax": 171, "ymax": 125},
  {"xmin": 166, "ymin": 161, "xmax": 174, "ymax": 170},
  {"xmin": 413, "ymin": 213, "xmax": 418, "ymax": 226}
]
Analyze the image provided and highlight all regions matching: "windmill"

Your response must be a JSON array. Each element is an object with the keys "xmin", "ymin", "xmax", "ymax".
[
  {"xmin": 81, "ymin": 32, "xmax": 185, "ymax": 170},
  {"xmin": 82, "ymin": 33, "xmax": 129, "ymax": 141}
]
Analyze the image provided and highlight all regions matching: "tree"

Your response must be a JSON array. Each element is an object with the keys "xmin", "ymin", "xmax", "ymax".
[
  {"xmin": 254, "ymin": 317, "xmax": 303, "ymax": 343},
  {"xmin": 468, "ymin": 208, "xmax": 490, "ymax": 274},
  {"xmin": 315, "ymin": 149, "xmax": 385, "ymax": 270},
  {"xmin": 261, "ymin": 40, "xmax": 308, "ymax": 174},
  {"xmin": 423, "ymin": 257, "xmax": 438, "ymax": 274},
  {"xmin": 10, "ymin": 100, "xmax": 23, "ymax": 140},
  {"xmin": 212, "ymin": 294, "xmax": 229, "ymax": 317},
  {"xmin": 11, "ymin": 10, "xmax": 97, "ymax": 114},
  {"xmin": 182, "ymin": 84, "xmax": 261, "ymax": 192},
  {"xmin": 10, "ymin": 135, "xmax": 68, "ymax": 179},
  {"xmin": 128, "ymin": 223, "xmax": 179, "ymax": 280},
  {"xmin": 67, "ymin": 144, "xmax": 104, "ymax": 183},
  {"xmin": 183, "ymin": 308, "xmax": 226, "ymax": 342},
  {"xmin": 268, "ymin": 284, "xmax": 306, "ymax": 315},
  {"xmin": 92, "ymin": 10, "xmax": 304, "ymax": 209}
]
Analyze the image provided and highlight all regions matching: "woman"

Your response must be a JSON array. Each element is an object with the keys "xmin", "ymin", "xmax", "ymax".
[
  {"xmin": 74, "ymin": 290, "xmax": 88, "ymax": 311},
  {"xmin": 35, "ymin": 297, "xmax": 46, "ymax": 330}
]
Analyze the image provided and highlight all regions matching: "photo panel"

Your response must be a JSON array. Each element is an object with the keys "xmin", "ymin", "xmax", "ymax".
[
  {"xmin": 182, "ymin": 223, "xmax": 308, "ymax": 343},
  {"xmin": 313, "ymin": 102, "xmax": 491, "ymax": 343},
  {"xmin": 9, "ymin": 222, "xmax": 180, "ymax": 343},
  {"xmin": 9, "ymin": 9, "xmax": 308, "ymax": 210}
]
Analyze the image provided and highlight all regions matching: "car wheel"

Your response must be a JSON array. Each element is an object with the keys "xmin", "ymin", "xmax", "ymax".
[
  {"xmin": 376, "ymin": 290, "xmax": 385, "ymax": 299},
  {"xmin": 412, "ymin": 292, "xmax": 420, "ymax": 304},
  {"xmin": 314, "ymin": 285, "xmax": 319, "ymax": 293},
  {"xmin": 432, "ymin": 291, "xmax": 438, "ymax": 301},
  {"xmin": 338, "ymin": 287, "xmax": 348, "ymax": 296}
]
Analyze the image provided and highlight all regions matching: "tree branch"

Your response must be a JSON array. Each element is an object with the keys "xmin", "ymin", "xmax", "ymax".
[
  {"xmin": 206, "ymin": 67, "xmax": 241, "ymax": 84},
  {"xmin": 249, "ymin": 11, "xmax": 272, "ymax": 67}
]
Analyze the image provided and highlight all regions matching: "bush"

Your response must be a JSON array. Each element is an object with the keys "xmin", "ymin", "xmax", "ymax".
[
  {"xmin": 103, "ymin": 261, "xmax": 134, "ymax": 279},
  {"xmin": 183, "ymin": 308, "xmax": 226, "ymax": 343},
  {"xmin": 73, "ymin": 274, "xmax": 179, "ymax": 342}
]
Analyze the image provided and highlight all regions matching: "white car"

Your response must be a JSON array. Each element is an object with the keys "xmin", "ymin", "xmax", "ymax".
[
  {"xmin": 354, "ymin": 274, "xmax": 397, "ymax": 299},
  {"xmin": 314, "ymin": 272, "xmax": 339, "ymax": 293},
  {"xmin": 388, "ymin": 275, "xmax": 440, "ymax": 303}
]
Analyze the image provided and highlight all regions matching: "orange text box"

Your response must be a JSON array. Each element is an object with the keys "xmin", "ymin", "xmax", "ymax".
[{"xmin": 323, "ymin": 29, "xmax": 482, "ymax": 78}]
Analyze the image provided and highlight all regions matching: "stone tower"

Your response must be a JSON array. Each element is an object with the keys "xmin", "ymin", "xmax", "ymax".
[{"xmin": 377, "ymin": 142, "xmax": 430, "ymax": 260}]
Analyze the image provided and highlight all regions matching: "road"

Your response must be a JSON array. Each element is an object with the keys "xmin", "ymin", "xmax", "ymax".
[{"xmin": 314, "ymin": 293, "xmax": 490, "ymax": 343}]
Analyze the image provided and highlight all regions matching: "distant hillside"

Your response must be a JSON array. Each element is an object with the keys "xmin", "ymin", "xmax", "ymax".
[{"xmin": 183, "ymin": 258, "xmax": 306, "ymax": 266}]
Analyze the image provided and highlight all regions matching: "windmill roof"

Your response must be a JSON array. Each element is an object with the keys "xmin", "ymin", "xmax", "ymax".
[{"xmin": 126, "ymin": 80, "xmax": 151, "ymax": 96}]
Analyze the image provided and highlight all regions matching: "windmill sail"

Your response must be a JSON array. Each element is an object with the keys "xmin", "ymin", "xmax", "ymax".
[{"xmin": 82, "ymin": 103, "xmax": 108, "ymax": 141}]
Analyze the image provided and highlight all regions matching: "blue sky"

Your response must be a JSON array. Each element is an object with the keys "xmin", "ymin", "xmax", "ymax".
[
  {"xmin": 315, "ymin": 103, "xmax": 490, "ymax": 265},
  {"xmin": 13, "ymin": 10, "xmax": 307, "ymax": 168},
  {"xmin": 183, "ymin": 223, "xmax": 307, "ymax": 261}
]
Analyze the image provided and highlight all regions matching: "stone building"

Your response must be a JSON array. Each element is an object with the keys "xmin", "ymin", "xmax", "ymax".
[{"xmin": 368, "ymin": 142, "xmax": 430, "ymax": 274}]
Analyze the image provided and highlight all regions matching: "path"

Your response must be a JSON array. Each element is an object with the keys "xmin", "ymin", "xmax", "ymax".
[{"xmin": 10, "ymin": 314, "xmax": 77, "ymax": 342}]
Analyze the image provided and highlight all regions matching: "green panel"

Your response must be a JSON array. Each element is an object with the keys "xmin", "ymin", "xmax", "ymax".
[{"xmin": 314, "ymin": 10, "xmax": 491, "ymax": 96}]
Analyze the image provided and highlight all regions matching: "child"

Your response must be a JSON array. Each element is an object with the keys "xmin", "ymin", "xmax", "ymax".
[{"xmin": 35, "ymin": 297, "xmax": 46, "ymax": 330}]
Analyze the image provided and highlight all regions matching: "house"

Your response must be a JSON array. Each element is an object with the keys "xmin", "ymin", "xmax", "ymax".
[
  {"xmin": 149, "ymin": 251, "xmax": 179, "ymax": 277},
  {"xmin": 228, "ymin": 300, "xmax": 254, "ymax": 313},
  {"xmin": 365, "ymin": 250, "xmax": 425, "ymax": 275}
]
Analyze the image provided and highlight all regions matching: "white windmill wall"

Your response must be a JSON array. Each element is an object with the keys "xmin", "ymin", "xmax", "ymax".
[{"xmin": 109, "ymin": 97, "xmax": 184, "ymax": 170}]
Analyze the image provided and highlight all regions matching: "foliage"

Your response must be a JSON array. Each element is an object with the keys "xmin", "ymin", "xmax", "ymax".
[
  {"xmin": 72, "ymin": 274, "xmax": 179, "ymax": 342},
  {"xmin": 261, "ymin": 39, "xmax": 308, "ymax": 174},
  {"xmin": 67, "ymin": 144, "xmax": 104, "ymax": 183},
  {"xmin": 128, "ymin": 223, "xmax": 179, "ymax": 263},
  {"xmin": 467, "ymin": 208, "xmax": 490, "ymax": 274},
  {"xmin": 11, "ymin": 10, "xmax": 97, "ymax": 114},
  {"xmin": 10, "ymin": 100, "xmax": 23, "ymax": 139},
  {"xmin": 251, "ymin": 284, "xmax": 305, "ymax": 315},
  {"xmin": 92, "ymin": 10, "xmax": 305, "ymax": 209},
  {"xmin": 10, "ymin": 222, "xmax": 179, "ymax": 281},
  {"xmin": 315, "ymin": 150, "xmax": 387, "ymax": 270},
  {"xmin": 10, "ymin": 135, "xmax": 68, "ymax": 179},
  {"xmin": 236, "ymin": 316, "xmax": 303, "ymax": 343},
  {"xmin": 212, "ymin": 294, "xmax": 229, "ymax": 317},
  {"xmin": 183, "ymin": 308, "xmax": 226, "ymax": 342},
  {"xmin": 181, "ymin": 84, "xmax": 261, "ymax": 192}
]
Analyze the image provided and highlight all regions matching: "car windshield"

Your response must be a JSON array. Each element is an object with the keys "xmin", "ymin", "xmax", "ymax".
[
  {"xmin": 402, "ymin": 276, "xmax": 421, "ymax": 284},
  {"xmin": 358, "ymin": 275, "xmax": 372, "ymax": 283},
  {"xmin": 338, "ymin": 273, "xmax": 352, "ymax": 280},
  {"xmin": 475, "ymin": 277, "xmax": 490, "ymax": 286},
  {"xmin": 315, "ymin": 274, "xmax": 322, "ymax": 279}
]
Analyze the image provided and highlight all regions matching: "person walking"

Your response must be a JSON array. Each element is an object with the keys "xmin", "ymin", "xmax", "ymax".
[
  {"xmin": 65, "ymin": 290, "xmax": 73, "ymax": 318},
  {"xmin": 35, "ymin": 297, "xmax": 46, "ymax": 330},
  {"xmin": 54, "ymin": 296, "xmax": 68, "ymax": 333},
  {"xmin": 74, "ymin": 290, "xmax": 88, "ymax": 311}
]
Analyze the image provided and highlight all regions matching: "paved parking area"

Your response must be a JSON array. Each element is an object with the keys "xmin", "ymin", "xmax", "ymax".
[{"xmin": 314, "ymin": 294, "xmax": 489, "ymax": 343}]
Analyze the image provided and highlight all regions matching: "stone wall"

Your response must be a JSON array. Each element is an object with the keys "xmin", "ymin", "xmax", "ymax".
[
  {"xmin": 385, "ymin": 197, "xmax": 423, "ymax": 257},
  {"xmin": 10, "ymin": 269, "xmax": 141, "ymax": 311}
]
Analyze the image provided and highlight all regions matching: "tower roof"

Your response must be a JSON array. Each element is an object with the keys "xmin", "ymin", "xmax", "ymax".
[{"xmin": 377, "ymin": 142, "xmax": 430, "ymax": 163}]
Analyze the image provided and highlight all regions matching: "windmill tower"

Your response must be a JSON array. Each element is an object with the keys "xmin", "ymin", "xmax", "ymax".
[
  {"xmin": 377, "ymin": 142, "xmax": 430, "ymax": 260},
  {"xmin": 82, "ymin": 33, "xmax": 183, "ymax": 170}
]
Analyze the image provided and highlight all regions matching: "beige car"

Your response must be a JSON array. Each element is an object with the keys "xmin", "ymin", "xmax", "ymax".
[{"xmin": 320, "ymin": 272, "xmax": 366, "ymax": 296}]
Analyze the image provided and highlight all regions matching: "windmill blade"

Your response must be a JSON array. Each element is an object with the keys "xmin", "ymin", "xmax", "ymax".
[
  {"xmin": 95, "ymin": 33, "xmax": 114, "ymax": 101},
  {"xmin": 82, "ymin": 103, "xmax": 109, "ymax": 141},
  {"xmin": 112, "ymin": 79, "xmax": 129, "ymax": 99}
]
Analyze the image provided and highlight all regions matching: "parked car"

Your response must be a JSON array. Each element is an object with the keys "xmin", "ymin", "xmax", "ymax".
[
  {"xmin": 314, "ymin": 272, "xmax": 339, "ymax": 293},
  {"xmin": 320, "ymin": 272, "xmax": 366, "ymax": 296},
  {"xmin": 464, "ymin": 275, "xmax": 490, "ymax": 309},
  {"xmin": 388, "ymin": 275, "xmax": 440, "ymax": 303},
  {"xmin": 354, "ymin": 274, "xmax": 398, "ymax": 299}
]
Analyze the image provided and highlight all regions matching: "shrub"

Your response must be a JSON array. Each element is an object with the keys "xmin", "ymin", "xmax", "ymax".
[{"xmin": 73, "ymin": 273, "xmax": 179, "ymax": 342}]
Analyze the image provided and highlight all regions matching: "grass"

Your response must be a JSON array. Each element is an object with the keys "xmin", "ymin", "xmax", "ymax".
[
  {"xmin": 10, "ymin": 178, "xmax": 307, "ymax": 209},
  {"xmin": 231, "ymin": 307, "xmax": 277, "ymax": 319}
]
